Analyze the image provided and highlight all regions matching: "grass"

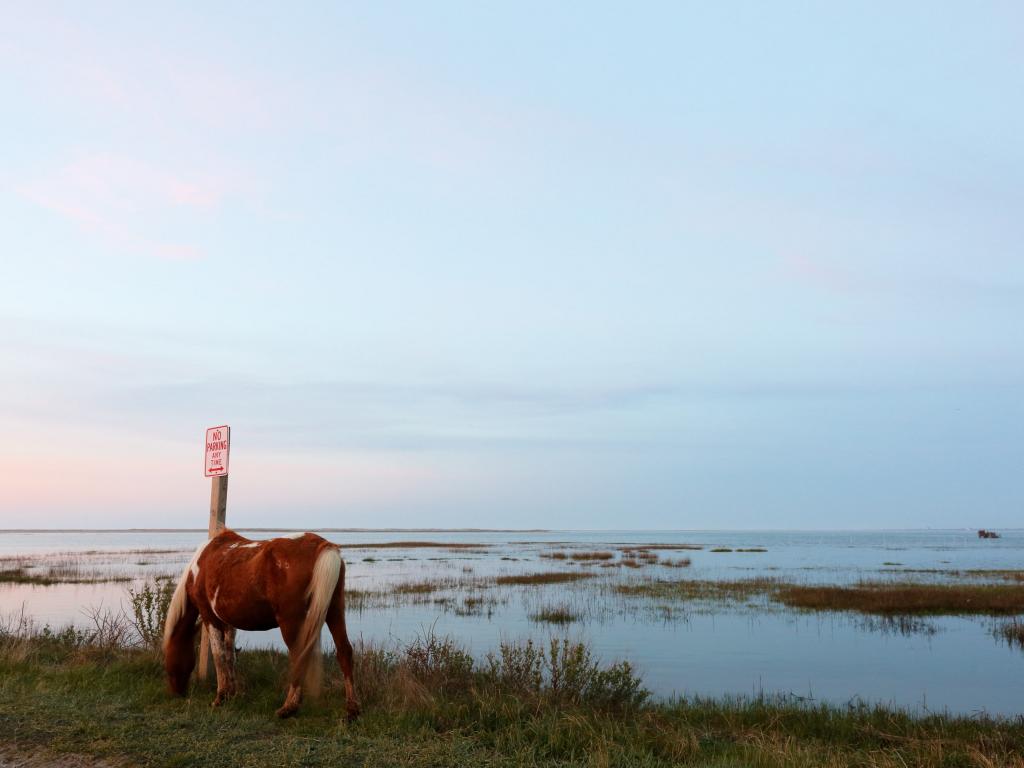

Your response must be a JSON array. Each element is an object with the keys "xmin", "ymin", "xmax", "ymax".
[
  {"xmin": 539, "ymin": 550, "xmax": 568, "ymax": 559},
  {"xmin": 529, "ymin": 603, "xmax": 582, "ymax": 624},
  {"xmin": 965, "ymin": 570, "xmax": 1024, "ymax": 582},
  {"xmin": 710, "ymin": 547, "xmax": 733, "ymax": 553},
  {"xmin": 616, "ymin": 577, "xmax": 781, "ymax": 603},
  {"xmin": 736, "ymin": 548, "xmax": 767, "ymax": 553},
  {"xmin": 662, "ymin": 557, "xmax": 692, "ymax": 568},
  {"xmin": 0, "ymin": 565, "xmax": 132, "ymax": 586},
  {"xmin": 494, "ymin": 571, "xmax": 597, "ymax": 586},
  {"xmin": 613, "ymin": 577, "xmax": 1024, "ymax": 617},
  {"xmin": 776, "ymin": 582, "xmax": 1024, "ymax": 615},
  {"xmin": 1, "ymin": 628, "xmax": 1023, "ymax": 768},
  {"xmin": 993, "ymin": 620, "xmax": 1024, "ymax": 649},
  {"xmin": 569, "ymin": 550, "xmax": 615, "ymax": 561}
]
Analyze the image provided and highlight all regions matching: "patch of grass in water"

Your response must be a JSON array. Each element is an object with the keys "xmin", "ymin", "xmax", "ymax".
[
  {"xmin": 709, "ymin": 547, "xmax": 733, "ymax": 553},
  {"xmin": 529, "ymin": 603, "xmax": 581, "ymax": 624},
  {"xmin": 965, "ymin": 570, "xmax": 1024, "ymax": 583},
  {"xmin": 616, "ymin": 578, "xmax": 779, "ymax": 602},
  {"xmin": 569, "ymin": 551, "xmax": 615, "ymax": 561},
  {"xmin": 993, "ymin": 620, "xmax": 1024, "ymax": 650},
  {"xmin": 0, "ymin": 566, "xmax": 131, "ymax": 586},
  {"xmin": 661, "ymin": 558, "xmax": 692, "ymax": 568},
  {"xmin": 495, "ymin": 572, "xmax": 597, "ymax": 586},
  {"xmin": 777, "ymin": 582, "xmax": 1024, "ymax": 615}
]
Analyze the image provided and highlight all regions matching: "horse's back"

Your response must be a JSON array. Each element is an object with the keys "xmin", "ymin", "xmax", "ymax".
[{"xmin": 190, "ymin": 530, "xmax": 339, "ymax": 631}]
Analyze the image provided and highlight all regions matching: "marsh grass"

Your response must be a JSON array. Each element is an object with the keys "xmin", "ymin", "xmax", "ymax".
[
  {"xmin": 616, "ymin": 578, "xmax": 780, "ymax": 604},
  {"xmin": 965, "ymin": 569, "xmax": 1024, "ymax": 583},
  {"xmin": 710, "ymin": 547, "xmax": 734, "ymax": 553},
  {"xmin": 495, "ymin": 571, "xmax": 597, "ymax": 586},
  {"xmin": 993, "ymin": 620, "xmax": 1024, "ymax": 650},
  {"xmin": 0, "ymin": 565, "xmax": 132, "ymax": 586},
  {"xmin": 529, "ymin": 603, "xmax": 582, "ymax": 624},
  {"xmin": 1, "ymin": 622, "xmax": 1022, "ymax": 768},
  {"xmin": 856, "ymin": 615, "xmax": 939, "ymax": 637},
  {"xmin": 569, "ymin": 550, "xmax": 615, "ymax": 561},
  {"xmin": 616, "ymin": 577, "xmax": 1024, "ymax": 617},
  {"xmin": 661, "ymin": 557, "xmax": 692, "ymax": 568},
  {"xmin": 776, "ymin": 582, "xmax": 1024, "ymax": 615}
]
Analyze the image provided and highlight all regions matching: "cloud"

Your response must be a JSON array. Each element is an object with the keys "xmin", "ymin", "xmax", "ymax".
[{"xmin": 18, "ymin": 152, "xmax": 226, "ymax": 260}]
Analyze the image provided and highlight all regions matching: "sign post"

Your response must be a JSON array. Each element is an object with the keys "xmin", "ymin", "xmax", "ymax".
[{"xmin": 198, "ymin": 425, "xmax": 230, "ymax": 681}]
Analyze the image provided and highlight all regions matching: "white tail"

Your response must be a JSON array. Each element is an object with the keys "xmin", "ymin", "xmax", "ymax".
[
  {"xmin": 296, "ymin": 546, "xmax": 342, "ymax": 695},
  {"xmin": 162, "ymin": 540, "xmax": 208, "ymax": 652}
]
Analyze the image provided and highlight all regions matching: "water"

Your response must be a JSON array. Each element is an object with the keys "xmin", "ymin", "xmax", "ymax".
[{"xmin": 2, "ymin": 528, "xmax": 1022, "ymax": 717}]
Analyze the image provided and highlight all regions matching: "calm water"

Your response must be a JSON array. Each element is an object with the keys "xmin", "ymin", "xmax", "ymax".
[{"xmin": 2, "ymin": 529, "xmax": 1022, "ymax": 717}]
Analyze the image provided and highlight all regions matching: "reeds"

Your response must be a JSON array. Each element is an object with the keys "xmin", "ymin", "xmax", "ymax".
[
  {"xmin": 495, "ymin": 572, "xmax": 597, "ymax": 586},
  {"xmin": 661, "ymin": 557, "xmax": 692, "ymax": 568},
  {"xmin": 616, "ymin": 578, "xmax": 779, "ymax": 602},
  {"xmin": 529, "ymin": 603, "xmax": 582, "ymax": 624},
  {"xmin": 777, "ymin": 582, "xmax": 1024, "ymax": 615},
  {"xmin": 570, "ymin": 551, "xmax": 615, "ymax": 561},
  {"xmin": 993, "ymin": 620, "xmax": 1024, "ymax": 649}
]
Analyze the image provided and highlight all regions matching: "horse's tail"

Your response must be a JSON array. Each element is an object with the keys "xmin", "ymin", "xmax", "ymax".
[
  {"xmin": 297, "ymin": 544, "xmax": 342, "ymax": 696},
  {"xmin": 162, "ymin": 542, "xmax": 205, "ymax": 695}
]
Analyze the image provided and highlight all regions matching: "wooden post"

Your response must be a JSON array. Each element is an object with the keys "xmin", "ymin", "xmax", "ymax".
[{"xmin": 197, "ymin": 475, "xmax": 228, "ymax": 680}]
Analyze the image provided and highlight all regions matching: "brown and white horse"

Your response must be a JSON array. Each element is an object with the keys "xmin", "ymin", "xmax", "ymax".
[{"xmin": 162, "ymin": 529, "xmax": 359, "ymax": 719}]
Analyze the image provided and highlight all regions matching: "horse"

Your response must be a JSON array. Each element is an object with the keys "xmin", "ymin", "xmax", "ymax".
[{"xmin": 162, "ymin": 529, "xmax": 359, "ymax": 720}]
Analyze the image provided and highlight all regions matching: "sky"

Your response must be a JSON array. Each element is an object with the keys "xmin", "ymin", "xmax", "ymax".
[{"xmin": 1, "ymin": 2, "xmax": 1022, "ymax": 530}]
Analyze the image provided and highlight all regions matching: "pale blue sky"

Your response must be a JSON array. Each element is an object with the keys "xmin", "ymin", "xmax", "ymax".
[{"xmin": 1, "ymin": 2, "xmax": 1021, "ymax": 529}]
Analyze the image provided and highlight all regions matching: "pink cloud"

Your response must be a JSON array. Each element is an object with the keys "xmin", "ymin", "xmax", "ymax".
[
  {"xmin": 18, "ymin": 153, "xmax": 228, "ymax": 260},
  {"xmin": 782, "ymin": 253, "xmax": 859, "ymax": 292}
]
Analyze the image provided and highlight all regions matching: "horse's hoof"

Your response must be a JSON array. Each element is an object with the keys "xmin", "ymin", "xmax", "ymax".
[
  {"xmin": 276, "ymin": 705, "xmax": 298, "ymax": 719},
  {"xmin": 346, "ymin": 704, "xmax": 361, "ymax": 723}
]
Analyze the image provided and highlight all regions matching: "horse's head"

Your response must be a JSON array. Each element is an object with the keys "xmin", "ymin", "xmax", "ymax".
[{"xmin": 165, "ymin": 632, "xmax": 197, "ymax": 696}]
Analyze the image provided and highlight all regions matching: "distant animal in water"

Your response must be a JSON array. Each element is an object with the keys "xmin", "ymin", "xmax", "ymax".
[
  {"xmin": 162, "ymin": 529, "xmax": 359, "ymax": 719},
  {"xmin": 978, "ymin": 529, "xmax": 1001, "ymax": 539}
]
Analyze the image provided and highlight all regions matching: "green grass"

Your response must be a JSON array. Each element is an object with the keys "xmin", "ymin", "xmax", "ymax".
[{"xmin": 1, "ymin": 632, "xmax": 1022, "ymax": 767}]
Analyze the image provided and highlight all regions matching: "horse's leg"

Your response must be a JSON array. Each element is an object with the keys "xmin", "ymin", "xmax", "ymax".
[
  {"xmin": 275, "ymin": 615, "xmax": 305, "ymax": 718},
  {"xmin": 223, "ymin": 626, "xmax": 238, "ymax": 698},
  {"xmin": 326, "ymin": 571, "xmax": 360, "ymax": 721},
  {"xmin": 207, "ymin": 623, "xmax": 234, "ymax": 706}
]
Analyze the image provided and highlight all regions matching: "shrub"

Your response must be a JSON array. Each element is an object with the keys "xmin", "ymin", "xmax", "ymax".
[{"xmin": 127, "ymin": 579, "xmax": 176, "ymax": 650}]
